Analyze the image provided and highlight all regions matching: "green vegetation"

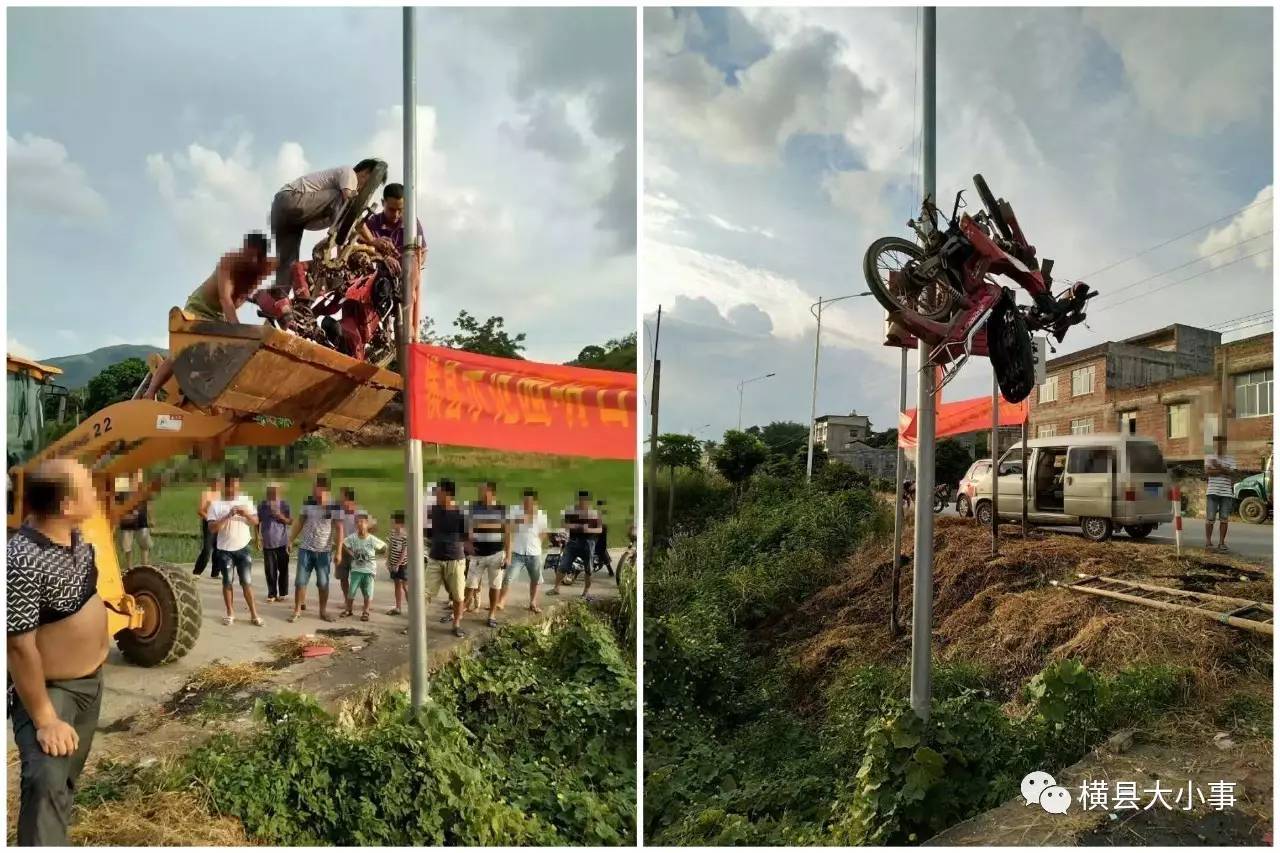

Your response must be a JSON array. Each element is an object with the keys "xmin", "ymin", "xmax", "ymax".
[
  {"xmin": 77, "ymin": 604, "xmax": 635, "ymax": 845},
  {"xmin": 644, "ymin": 460, "xmax": 1193, "ymax": 846},
  {"xmin": 143, "ymin": 445, "xmax": 633, "ymax": 563},
  {"xmin": 570, "ymin": 333, "xmax": 637, "ymax": 372},
  {"xmin": 84, "ymin": 357, "xmax": 149, "ymax": 414}
]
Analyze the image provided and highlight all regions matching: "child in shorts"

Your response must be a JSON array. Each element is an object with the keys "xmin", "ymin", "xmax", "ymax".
[
  {"xmin": 386, "ymin": 511, "xmax": 409, "ymax": 615},
  {"xmin": 338, "ymin": 512, "xmax": 386, "ymax": 621}
]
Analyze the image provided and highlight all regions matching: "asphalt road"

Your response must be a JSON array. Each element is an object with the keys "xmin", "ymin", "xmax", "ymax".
[{"xmin": 939, "ymin": 505, "xmax": 1273, "ymax": 564}]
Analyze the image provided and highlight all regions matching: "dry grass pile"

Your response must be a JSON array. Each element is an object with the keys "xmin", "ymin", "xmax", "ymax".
[
  {"xmin": 186, "ymin": 661, "xmax": 272, "ymax": 692},
  {"xmin": 776, "ymin": 516, "xmax": 1271, "ymax": 694},
  {"xmin": 268, "ymin": 635, "xmax": 336, "ymax": 663},
  {"xmin": 70, "ymin": 791, "xmax": 251, "ymax": 847}
]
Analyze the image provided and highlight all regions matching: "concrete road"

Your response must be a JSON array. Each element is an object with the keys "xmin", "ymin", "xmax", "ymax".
[
  {"xmin": 21, "ymin": 553, "xmax": 622, "ymax": 737},
  {"xmin": 940, "ymin": 505, "xmax": 1273, "ymax": 565}
]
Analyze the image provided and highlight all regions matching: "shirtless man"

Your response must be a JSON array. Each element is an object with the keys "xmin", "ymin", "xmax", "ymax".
[
  {"xmin": 7, "ymin": 459, "xmax": 109, "ymax": 845},
  {"xmin": 140, "ymin": 232, "xmax": 276, "ymax": 400}
]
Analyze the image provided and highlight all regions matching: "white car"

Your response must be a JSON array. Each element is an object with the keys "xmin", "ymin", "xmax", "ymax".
[{"xmin": 955, "ymin": 459, "xmax": 992, "ymax": 517}]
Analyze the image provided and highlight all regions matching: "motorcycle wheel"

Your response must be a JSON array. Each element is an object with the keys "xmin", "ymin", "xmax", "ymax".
[
  {"xmin": 973, "ymin": 174, "xmax": 1013, "ymax": 242},
  {"xmin": 863, "ymin": 236, "xmax": 955, "ymax": 320},
  {"xmin": 987, "ymin": 296, "xmax": 1036, "ymax": 403}
]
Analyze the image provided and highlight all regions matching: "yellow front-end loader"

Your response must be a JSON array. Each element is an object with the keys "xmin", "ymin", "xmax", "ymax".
[{"xmin": 7, "ymin": 310, "xmax": 402, "ymax": 666}]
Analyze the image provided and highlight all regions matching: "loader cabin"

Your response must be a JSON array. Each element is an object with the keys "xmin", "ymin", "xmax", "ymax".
[{"xmin": 970, "ymin": 434, "xmax": 1173, "ymax": 542}]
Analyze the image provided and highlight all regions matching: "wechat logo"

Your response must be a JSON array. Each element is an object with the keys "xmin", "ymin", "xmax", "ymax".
[{"xmin": 1022, "ymin": 771, "xmax": 1071, "ymax": 815}]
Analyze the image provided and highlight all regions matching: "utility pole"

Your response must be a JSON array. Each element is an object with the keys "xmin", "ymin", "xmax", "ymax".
[
  {"xmin": 737, "ymin": 372, "xmax": 776, "ymax": 431},
  {"xmin": 401, "ymin": 5, "xmax": 428, "ymax": 709},
  {"xmin": 890, "ymin": 347, "xmax": 907, "ymax": 638},
  {"xmin": 908, "ymin": 4, "xmax": 936, "ymax": 723},
  {"xmin": 991, "ymin": 373, "xmax": 999, "ymax": 556},
  {"xmin": 807, "ymin": 292, "xmax": 872, "ymax": 481},
  {"xmin": 646, "ymin": 306, "xmax": 662, "ymax": 553}
]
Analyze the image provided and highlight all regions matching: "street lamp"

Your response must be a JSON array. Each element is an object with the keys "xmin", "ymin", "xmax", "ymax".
[
  {"xmin": 737, "ymin": 373, "xmax": 776, "ymax": 430},
  {"xmin": 806, "ymin": 292, "xmax": 873, "ymax": 480}
]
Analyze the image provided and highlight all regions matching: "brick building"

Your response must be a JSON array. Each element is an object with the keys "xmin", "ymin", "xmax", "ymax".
[
  {"xmin": 814, "ymin": 412, "xmax": 871, "ymax": 454},
  {"xmin": 1028, "ymin": 324, "xmax": 1272, "ymax": 469}
]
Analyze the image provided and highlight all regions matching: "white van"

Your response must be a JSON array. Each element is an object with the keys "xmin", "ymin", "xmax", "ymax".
[{"xmin": 971, "ymin": 434, "xmax": 1173, "ymax": 542}]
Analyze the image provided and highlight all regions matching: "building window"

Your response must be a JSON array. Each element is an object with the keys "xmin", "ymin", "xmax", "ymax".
[
  {"xmin": 1039, "ymin": 376, "xmax": 1057, "ymax": 404},
  {"xmin": 1119, "ymin": 412, "xmax": 1137, "ymax": 435},
  {"xmin": 1037, "ymin": 424, "xmax": 1058, "ymax": 438},
  {"xmin": 1070, "ymin": 417, "xmax": 1093, "ymax": 435},
  {"xmin": 1071, "ymin": 365, "xmax": 1095, "ymax": 397},
  {"xmin": 1167, "ymin": 403, "xmax": 1190, "ymax": 439},
  {"xmin": 1234, "ymin": 369, "xmax": 1273, "ymax": 418}
]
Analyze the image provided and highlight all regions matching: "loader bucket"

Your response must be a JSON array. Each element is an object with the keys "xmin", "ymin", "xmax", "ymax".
[{"xmin": 165, "ymin": 309, "xmax": 401, "ymax": 431}]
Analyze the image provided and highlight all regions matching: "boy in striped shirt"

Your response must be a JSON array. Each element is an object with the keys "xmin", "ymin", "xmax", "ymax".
[{"xmin": 386, "ymin": 510, "xmax": 409, "ymax": 615}]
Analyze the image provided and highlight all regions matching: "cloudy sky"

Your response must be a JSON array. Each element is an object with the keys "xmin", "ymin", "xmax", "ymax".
[
  {"xmin": 643, "ymin": 7, "xmax": 1273, "ymax": 440},
  {"xmin": 8, "ymin": 7, "xmax": 635, "ymax": 365}
]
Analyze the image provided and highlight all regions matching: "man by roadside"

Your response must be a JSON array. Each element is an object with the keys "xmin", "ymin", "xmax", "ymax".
[
  {"xmin": 1205, "ymin": 436, "xmax": 1240, "ymax": 552},
  {"xmin": 465, "ymin": 482, "xmax": 510, "ymax": 628},
  {"xmin": 550, "ymin": 490, "xmax": 602, "ymax": 601},
  {"xmin": 428, "ymin": 480, "xmax": 467, "ymax": 638},
  {"xmin": 500, "ymin": 488, "xmax": 548, "ymax": 615},
  {"xmin": 289, "ymin": 477, "xmax": 341, "ymax": 623},
  {"xmin": 268, "ymin": 159, "xmax": 384, "ymax": 293},
  {"xmin": 258, "ymin": 484, "xmax": 292, "ymax": 603},
  {"xmin": 594, "ymin": 499, "xmax": 613, "ymax": 578},
  {"xmin": 140, "ymin": 232, "xmax": 276, "ymax": 400},
  {"xmin": 7, "ymin": 460, "xmax": 109, "ymax": 846},
  {"xmin": 193, "ymin": 477, "xmax": 220, "ymax": 578},
  {"xmin": 208, "ymin": 473, "xmax": 262, "ymax": 627},
  {"xmin": 116, "ymin": 472, "xmax": 152, "ymax": 570}
]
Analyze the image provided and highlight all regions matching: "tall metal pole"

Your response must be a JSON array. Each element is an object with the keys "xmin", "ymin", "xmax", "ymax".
[
  {"xmin": 737, "ymin": 382, "xmax": 745, "ymax": 430},
  {"xmin": 908, "ymin": 5, "xmax": 936, "ymax": 723},
  {"xmin": 806, "ymin": 298, "xmax": 823, "ymax": 481},
  {"xmin": 646, "ymin": 306, "xmax": 662, "ymax": 552},
  {"xmin": 401, "ymin": 6, "xmax": 428, "ymax": 709},
  {"xmin": 1021, "ymin": 418, "xmax": 1029, "ymax": 537},
  {"xmin": 890, "ymin": 346, "xmax": 907, "ymax": 637},
  {"xmin": 990, "ymin": 373, "xmax": 999, "ymax": 556}
]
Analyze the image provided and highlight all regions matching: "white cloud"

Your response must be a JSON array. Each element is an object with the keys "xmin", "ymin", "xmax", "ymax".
[
  {"xmin": 8, "ymin": 134, "xmax": 108, "ymax": 220},
  {"xmin": 1197, "ymin": 185, "xmax": 1274, "ymax": 270},
  {"xmin": 1084, "ymin": 7, "xmax": 1272, "ymax": 135},
  {"xmin": 7, "ymin": 338, "xmax": 36, "ymax": 359}
]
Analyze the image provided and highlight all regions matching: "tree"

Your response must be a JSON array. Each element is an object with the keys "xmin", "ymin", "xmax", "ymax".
[
  {"xmin": 443, "ymin": 310, "xmax": 527, "ymax": 358},
  {"xmin": 658, "ymin": 433, "xmax": 703, "ymax": 530},
  {"xmin": 935, "ymin": 438, "xmax": 974, "ymax": 490},
  {"xmin": 713, "ymin": 430, "xmax": 768, "ymax": 489},
  {"xmin": 757, "ymin": 420, "xmax": 809, "ymax": 454},
  {"xmin": 568, "ymin": 333, "xmax": 636, "ymax": 372},
  {"xmin": 85, "ymin": 358, "xmax": 149, "ymax": 415},
  {"xmin": 866, "ymin": 427, "xmax": 898, "ymax": 449}
]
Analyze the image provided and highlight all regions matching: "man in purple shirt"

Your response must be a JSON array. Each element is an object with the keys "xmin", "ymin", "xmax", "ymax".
[
  {"xmin": 257, "ymin": 484, "xmax": 292, "ymax": 603},
  {"xmin": 360, "ymin": 183, "xmax": 426, "ymax": 274}
]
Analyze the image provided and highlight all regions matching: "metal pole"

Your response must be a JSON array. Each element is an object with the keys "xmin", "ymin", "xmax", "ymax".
[
  {"xmin": 806, "ymin": 298, "xmax": 823, "ymax": 481},
  {"xmin": 401, "ymin": 6, "xmax": 428, "ymax": 709},
  {"xmin": 737, "ymin": 382, "xmax": 744, "ymax": 430},
  {"xmin": 1021, "ymin": 417, "xmax": 1029, "ymax": 537},
  {"xmin": 646, "ymin": 306, "xmax": 662, "ymax": 552},
  {"xmin": 890, "ymin": 346, "xmax": 907, "ymax": 638},
  {"xmin": 908, "ymin": 4, "xmax": 936, "ymax": 723},
  {"xmin": 991, "ymin": 373, "xmax": 999, "ymax": 556}
]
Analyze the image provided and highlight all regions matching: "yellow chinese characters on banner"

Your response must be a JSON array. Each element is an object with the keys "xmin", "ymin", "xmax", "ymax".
[{"xmin": 407, "ymin": 344, "xmax": 636, "ymax": 459}]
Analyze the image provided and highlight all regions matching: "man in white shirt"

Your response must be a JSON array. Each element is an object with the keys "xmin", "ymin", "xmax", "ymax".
[
  {"xmin": 500, "ymin": 488, "xmax": 549, "ymax": 614},
  {"xmin": 268, "ymin": 159, "xmax": 384, "ymax": 293},
  {"xmin": 207, "ymin": 473, "xmax": 262, "ymax": 626},
  {"xmin": 1204, "ymin": 436, "xmax": 1240, "ymax": 552}
]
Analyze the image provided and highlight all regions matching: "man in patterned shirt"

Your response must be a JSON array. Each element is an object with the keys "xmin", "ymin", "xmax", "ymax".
[
  {"xmin": 288, "ymin": 477, "xmax": 342, "ymax": 623},
  {"xmin": 465, "ymin": 482, "xmax": 511, "ymax": 628},
  {"xmin": 7, "ymin": 459, "xmax": 108, "ymax": 845}
]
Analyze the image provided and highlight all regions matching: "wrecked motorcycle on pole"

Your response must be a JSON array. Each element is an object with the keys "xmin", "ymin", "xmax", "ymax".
[{"xmin": 863, "ymin": 173, "xmax": 1097, "ymax": 403}]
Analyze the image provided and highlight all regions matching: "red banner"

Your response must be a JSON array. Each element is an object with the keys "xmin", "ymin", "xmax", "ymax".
[
  {"xmin": 899, "ymin": 393, "xmax": 1028, "ymax": 450},
  {"xmin": 406, "ymin": 344, "xmax": 636, "ymax": 459}
]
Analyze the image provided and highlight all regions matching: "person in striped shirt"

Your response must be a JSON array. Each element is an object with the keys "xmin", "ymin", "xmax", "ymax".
[
  {"xmin": 1205, "ymin": 436, "xmax": 1240, "ymax": 552},
  {"xmin": 465, "ymin": 482, "xmax": 511, "ymax": 628},
  {"xmin": 386, "ymin": 511, "xmax": 409, "ymax": 616}
]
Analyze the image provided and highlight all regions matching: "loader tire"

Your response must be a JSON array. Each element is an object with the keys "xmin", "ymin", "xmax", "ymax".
[{"xmin": 116, "ymin": 563, "xmax": 202, "ymax": 667}]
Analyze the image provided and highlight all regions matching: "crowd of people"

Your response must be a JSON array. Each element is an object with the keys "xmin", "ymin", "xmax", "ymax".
[{"xmin": 188, "ymin": 473, "xmax": 620, "ymax": 637}]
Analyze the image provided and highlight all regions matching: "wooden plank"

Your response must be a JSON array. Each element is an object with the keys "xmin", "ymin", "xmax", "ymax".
[
  {"xmin": 1078, "ymin": 574, "xmax": 1272, "ymax": 612},
  {"xmin": 1051, "ymin": 579, "xmax": 1273, "ymax": 636}
]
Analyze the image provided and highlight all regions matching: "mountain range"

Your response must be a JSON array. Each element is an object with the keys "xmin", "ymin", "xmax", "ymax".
[{"xmin": 41, "ymin": 344, "xmax": 165, "ymax": 390}]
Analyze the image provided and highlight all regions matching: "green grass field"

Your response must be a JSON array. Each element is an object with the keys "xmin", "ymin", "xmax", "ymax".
[{"xmin": 136, "ymin": 445, "xmax": 635, "ymax": 564}]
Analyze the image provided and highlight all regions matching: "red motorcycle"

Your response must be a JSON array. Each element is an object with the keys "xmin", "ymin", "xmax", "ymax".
[{"xmin": 863, "ymin": 174, "xmax": 1096, "ymax": 402}]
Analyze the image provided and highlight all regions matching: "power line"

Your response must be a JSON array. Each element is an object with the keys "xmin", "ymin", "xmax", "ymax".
[
  {"xmin": 1211, "ymin": 310, "xmax": 1273, "ymax": 330},
  {"xmin": 1093, "ymin": 230, "xmax": 1273, "ymax": 306},
  {"xmin": 1078, "ymin": 194, "xmax": 1274, "ymax": 281},
  {"xmin": 1102, "ymin": 247, "xmax": 1273, "ymax": 310},
  {"xmin": 1218, "ymin": 319, "xmax": 1274, "ymax": 336}
]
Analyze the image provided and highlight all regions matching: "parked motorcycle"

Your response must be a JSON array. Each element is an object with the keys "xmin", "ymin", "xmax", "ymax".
[{"xmin": 863, "ymin": 174, "xmax": 1096, "ymax": 403}]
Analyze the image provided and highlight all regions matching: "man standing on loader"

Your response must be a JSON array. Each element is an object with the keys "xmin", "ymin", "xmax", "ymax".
[
  {"xmin": 7, "ymin": 459, "xmax": 108, "ymax": 845},
  {"xmin": 139, "ymin": 232, "xmax": 276, "ymax": 400}
]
